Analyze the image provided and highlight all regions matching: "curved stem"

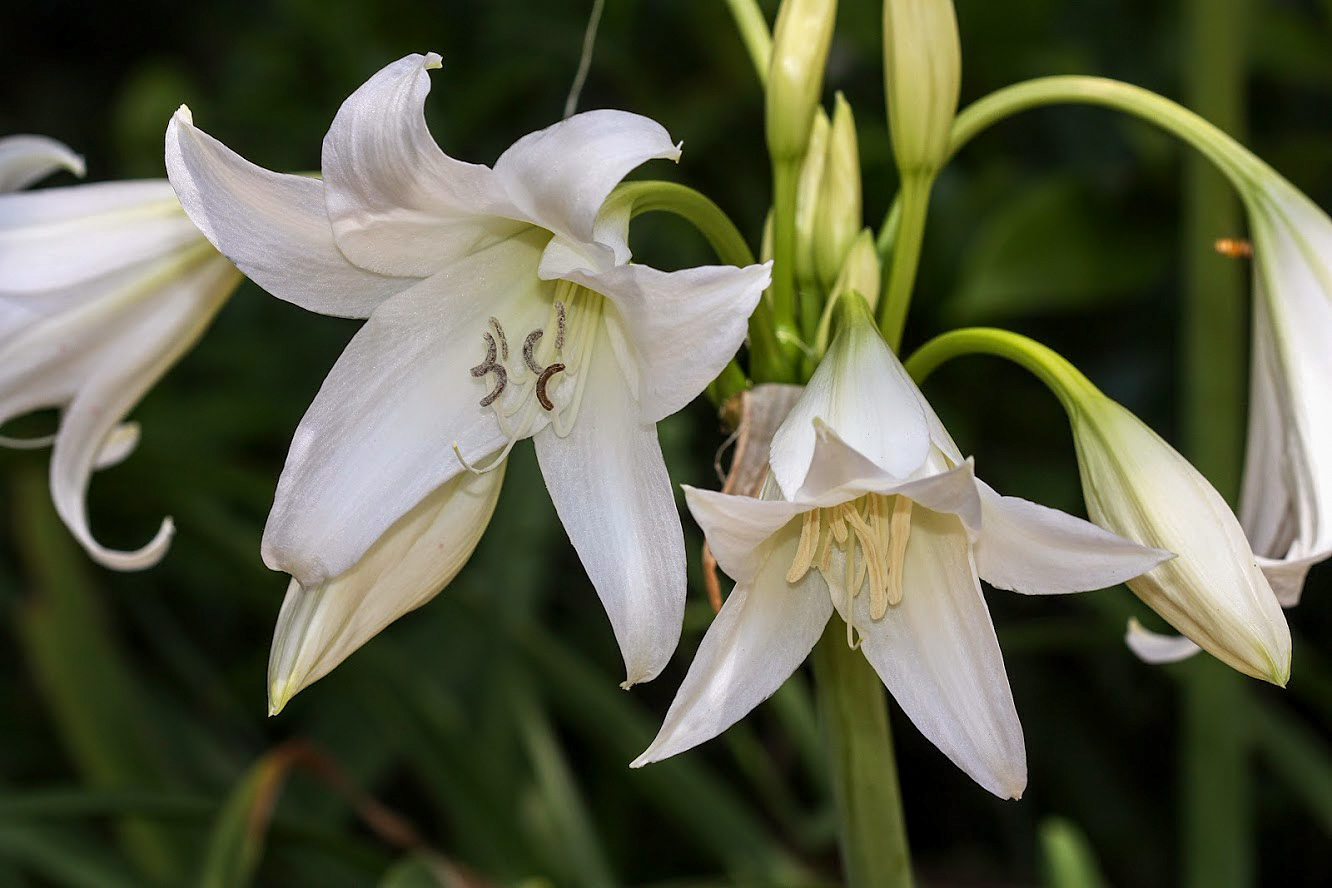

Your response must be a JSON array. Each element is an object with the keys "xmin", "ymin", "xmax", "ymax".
[
  {"xmin": 609, "ymin": 180, "xmax": 756, "ymax": 267},
  {"xmin": 903, "ymin": 327, "xmax": 1099, "ymax": 416},
  {"xmin": 724, "ymin": 0, "xmax": 772, "ymax": 86},
  {"xmin": 947, "ymin": 76, "xmax": 1262, "ymax": 188}
]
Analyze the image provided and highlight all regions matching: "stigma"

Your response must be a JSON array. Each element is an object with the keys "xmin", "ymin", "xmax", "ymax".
[{"xmin": 787, "ymin": 494, "xmax": 914, "ymax": 645}]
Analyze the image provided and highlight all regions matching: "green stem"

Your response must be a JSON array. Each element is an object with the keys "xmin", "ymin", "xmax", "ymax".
[
  {"xmin": 811, "ymin": 624, "xmax": 913, "ymax": 888},
  {"xmin": 724, "ymin": 0, "xmax": 772, "ymax": 85},
  {"xmin": 770, "ymin": 159, "xmax": 803, "ymax": 358},
  {"xmin": 1178, "ymin": 2, "xmax": 1252, "ymax": 886},
  {"xmin": 877, "ymin": 175, "xmax": 931, "ymax": 352},
  {"xmin": 947, "ymin": 76, "xmax": 1262, "ymax": 189}
]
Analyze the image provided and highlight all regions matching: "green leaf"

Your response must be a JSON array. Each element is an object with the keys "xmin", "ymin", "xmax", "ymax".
[
  {"xmin": 196, "ymin": 748, "xmax": 295, "ymax": 888},
  {"xmin": 1039, "ymin": 817, "xmax": 1106, "ymax": 888}
]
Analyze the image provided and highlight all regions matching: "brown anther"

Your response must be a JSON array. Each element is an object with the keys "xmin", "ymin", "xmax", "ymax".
[
  {"xmin": 555, "ymin": 301, "xmax": 567, "ymax": 351},
  {"xmin": 470, "ymin": 332, "xmax": 498, "ymax": 377},
  {"xmin": 536, "ymin": 362, "xmax": 566, "ymax": 410},
  {"xmin": 489, "ymin": 317, "xmax": 509, "ymax": 360},
  {"xmin": 523, "ymin": 330, "xmax": 545, "ymax": 375},
  {"xmin": 479, "ymin": 365, "xmax": 507, "ymax": 407},
  {"xmin": 1214, "ymin": 238, "xmax": 1253, "ymax": 259}
]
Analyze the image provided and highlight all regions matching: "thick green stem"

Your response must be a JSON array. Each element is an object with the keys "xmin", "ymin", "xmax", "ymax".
[
  {"xmin": 811, "ymin": 624, "xmax": 913, "ymax": 888},
  {"xmin": 877, "ymin": 175, "xmax": 931, "ymax": 352},
  {"xmin": 1178, "ymin": 2, "xmax": 1253, "ymax": 887},
  {"xmin": 770, "ymin": 159, "xmax": 803, "ymax": 356},
  {"xmin": 724, "ymin": 0, "xmax": 772, "ymax": 86}
]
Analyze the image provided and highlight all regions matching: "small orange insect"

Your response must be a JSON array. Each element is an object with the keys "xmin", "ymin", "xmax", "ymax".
[{"xmin": 1214, "ymin": 238, "xmax": 1253, "ymax": 259}]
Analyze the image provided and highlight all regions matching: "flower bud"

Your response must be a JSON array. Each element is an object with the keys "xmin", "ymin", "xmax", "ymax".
[
  {"xmin": 794, "ymin": 109, "xmax": 830, "ymax": 291},
  {"xmin": 1069, "ymin": 391, "xmax": 1290, "ymax": 684},
  {"xmin": 882, "ymin": 0, "xmax": 961, "ymax": 176},
  {"xmin": 814, "ymin": 92, "xmax": 862, "ymax": 291},
  {"xmin": 829, "ymin": 228, "xmax": 881, "ymax": 311},
  {"xmin": 766, "ymin": 0, "xmax": 838, "ymax": 162}
]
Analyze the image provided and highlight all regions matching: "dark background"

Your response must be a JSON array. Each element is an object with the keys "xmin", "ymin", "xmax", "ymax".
[{"xmin": 1, "ymin": 1, "xmax": 1331, "ymax": 885}]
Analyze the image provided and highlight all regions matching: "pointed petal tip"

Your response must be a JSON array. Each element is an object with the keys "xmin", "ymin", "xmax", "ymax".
[
  {"xmin": 85, "ymin": 516, "xmax": 175, "ymax": 572},
  {"xmin": 267, "ymin": 678, "xmax": 298, "ymax": 716},
  {"xmin": 423, "ymin": 51, "xmax": 442, "ymax": 69},
  {"xmin": 173, "ymin": 104, "xmax": 194, "ymax": 126}
]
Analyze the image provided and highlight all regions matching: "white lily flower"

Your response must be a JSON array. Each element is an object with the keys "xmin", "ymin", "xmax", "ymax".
[
  {"xmin": 0, "ymin": 134, "xmax": 240, "ymax": 569},
  {"xmin": 634, "ymin": 299, "xmax": 1169, "ymax": 798},
  {"xmin": 166, "ymin": 53, "xmax": 771, "ymax": 688},
  {"xmin": 1237, "ymin": 174, "xmax": 1332, "ymax": 606}
]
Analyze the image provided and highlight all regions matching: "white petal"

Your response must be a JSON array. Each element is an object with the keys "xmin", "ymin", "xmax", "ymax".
[
  {"xmin": 0, "ymin": 135, "xmax": 85, "ymax": 192},
  {"xmin": 50, "ymin": 250, "xmax": 239, "ymax": 570},
  {"xmin": 1124, "ymin": 618, "xmax": 1201, "ymax": 664},
  {"xmin": 973, "ymin": 480, "xmax": 1173, "ymax": 595},
  {"xmin": 770, "ymin": 313, "xmax": 930, "ymax": 497},
  {"xmin": 166, "ymin": 107, "xmax": 413, "ymax": 318},
  {"xmin": 681, "ymin": 485, "xmax": 808, "ymax": 583},
  {"xmin": 493, "ymin": 109, "xmax": 681, "ymax": 247},
  {"xmin": 536, "ymin": 199, "xmax": 633, "ymax": 279},
  {"xmin": 0, "ymin": 180, "xmax": 197, "ymax": 292},
  {"xmin": 632, "ymin": 523, "xmax": 833, "ymax": 766},
  {"xmin": 93, "ymin": 422, "xmax": 140, "ymax": 469},
  {"xmin": 793, "ymin": 421, "xmax": 983, "ymax": 530},
  {"xmin": 559, "ymin": 261, "xmax": 771, "ymax": 422},
  {"xmin": 261, "ymin": 232, "xmax": 549, "ymax": 585},
  {"xmin": 852, "ymin": 508, "xmax": 1027, "ymax": 800},
  {"xmin": 533, "ymin": 329, "xmax": 686, "ymax": 687},
  {"xmin": 321, "ymin": 53, "xmax": 526, "ymax": 278},
  {"xmin": 1257, "ymin": 552, "xmax": 1322, "ymax": 608},
  {"xmin": 268, "ymin": 462, "xmax": 505, "ymax": 714}
]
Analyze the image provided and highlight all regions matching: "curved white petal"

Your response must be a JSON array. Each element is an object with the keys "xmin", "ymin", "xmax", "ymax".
[
  {"xmin": 0, "ymin": 181, "xmax": 196, "ymax": 292},
  {"xmin": 533, "ymin": 329, "xmax": 685, "ymax": 687},
  {"xmin": 558, "ymin": 260, "xmax": 771, "ymax": 422},
  {"xmin": 93, "ymin": 422, "xmax": 141, "ymax": 469},
  {"xmin": 852, "ymin": 508, "xmax": 1026, "ymax": 800},
  {"xmin": 493, "ymin": 109, "xmax": 681, "ymax": 247},
  {"xmin": 1124, "ymin": 618, "xmax": 1201, "ymax": 664},
  {"xmin": 1257, "ymin": 552, "xmax": 1321, "ymax": 608},
  {"xmin": 50, "ymin": 249, "xmax": 239, "ymax": 570},
  {"xmin": 681, "ymin": 485, "xmax": 807, "ymax": 583},
  {"xmin": 536, "ymin": 200, "xmax": 633, "ymax": 280},
  {"xmin": 166, "ymin": 107, "xmax": 413, "ymax": 318},
  {"xmin": 974, "ymin": 480, "xmax": 1173, "ymax": 595},
  {"xmin": 321, "ymin": 52, "xmax": 526, "ymax": 278},
  {"xmin": 261, "ymin": 232, "xmax": 549, "ymax": 585},
  {"xmin": 268, "ymin": 461, "xmax": 505, "ymax": 714},
  {"xmin": 632, "ymin": 523, "xmax": 833, "ymax": 766},
  {"xmin": 794, "ymin": 421, "xmax": 983, "ymax": 531},
  {"xmin": 1075, "ymin": 395, "xmax": 1291, "ymax": 684},
  {"xmin": 0, "ymin": 135, "xmax": 85, "ymax": 192},
  {"xmin": 770, "ymin": 313, "xmax": 929, "ymax": 497}
]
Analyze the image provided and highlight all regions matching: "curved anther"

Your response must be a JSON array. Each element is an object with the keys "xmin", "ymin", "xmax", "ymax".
[
  {"xmin": 478, "ymin": 364, "xmax": 507, "ymax": 407},
  {"xmin": 536, "ymin": 362, "xmax": 566, "ymax": 410}
]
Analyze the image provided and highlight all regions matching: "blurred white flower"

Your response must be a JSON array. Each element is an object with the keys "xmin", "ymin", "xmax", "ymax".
[
  {"xmin": 166, "ymin": 52, "xmax": 771, "ymax": 689},
  {"xmin": 634, "ymin": 300, "xmax": 1168, "ymax": 798},
  {"xmin": 0, "ymin": 134, "xmax": 240, "ymax": 569}
]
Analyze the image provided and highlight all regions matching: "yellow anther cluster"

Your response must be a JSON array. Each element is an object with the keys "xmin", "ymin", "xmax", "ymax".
[{"xmin": 787, "ymin": 494, "xmax": 914, "ymax": 643}]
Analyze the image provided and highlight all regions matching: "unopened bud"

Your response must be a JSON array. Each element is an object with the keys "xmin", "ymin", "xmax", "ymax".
[
  {"xmin": 794, "ymin": 109, "xmax": 830, "ymax": 291},
  {"xmin": 766, "ymin": 0, "xmax": 838, "ymax": 162},
  {"xmin": 882, "ymin": 0, "xmax": 960, "ymax": 175},
  {"xmin": 814, "ymin": 93, "xmax": 862, "ymax": 291},
  {"xmin": 1069, "ymin": 391, "xmax": 1291, "ymax": 685},
  {"xmin": 830, "ymin": 229, "xmax": 881, "ymax": 311}
]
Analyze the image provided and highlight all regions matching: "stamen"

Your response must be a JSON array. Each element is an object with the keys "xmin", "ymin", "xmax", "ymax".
[
  {"xmin": 452, "ymin": 437, "xmax": 518, "ymax": 475},
  {"xmin": 786, "ymin": 509, "xmax": 821, "ymax": 583},
  {"xmin": 478, "ymin": 364, "xmax": 507, "ymax": 407},
  {"xmin": 555, "ymin": 300, "xmax": 567, "ymax": 351},
  {"xmin": 886, "ymin": 497, "xmax": 913, "ymax": 606},
  {"xmin": 489, "ymin": 317, "xmax": 509, "ymax": 360},
  {"xmin": 471, "ymin": 332, "xmax": 498, "ymax": 377},
  {"xmin": 536, "ymin": 362, "xmax": 566, "ymax": 410},
  {"xmin": 523, "ymin": 330, "xmax": 545, "ymax": 375}
]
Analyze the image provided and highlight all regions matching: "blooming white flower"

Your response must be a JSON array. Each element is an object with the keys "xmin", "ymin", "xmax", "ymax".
[
  {"xmin": 166, "ymin": 53, "xmax": 771, "ymax": 689},
  {"xmin": 0, "ymin": 134, "xmax": 240, "ymax": 569},
  {"xmin": 633, "ymin": 299, "xmax": 1168, "ymax": 798}
]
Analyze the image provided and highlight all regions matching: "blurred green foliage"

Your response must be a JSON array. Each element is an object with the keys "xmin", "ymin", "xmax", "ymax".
[{"xmin": 1, "ymin": 0, "xmax": 1331, "ymax": 885}]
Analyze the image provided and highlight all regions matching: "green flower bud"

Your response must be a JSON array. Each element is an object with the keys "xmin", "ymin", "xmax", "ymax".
[
  {"xmin": 766, "ymin": 0, "xmax": 838, "ymax": 162},
  {"xmin": 794, "ymin": 109, "xmax": 830, "ymax": 292},
  {"xmin": 830, "ymin": 229, "xmax": 881, "ymax": 311},
  {"xmin": 883, "ymin": 0, "xmax": 961, "ymax": 176},
  {"xmin": 813, "ymin": 93, "xmax": 862, "ymax": 291}
]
